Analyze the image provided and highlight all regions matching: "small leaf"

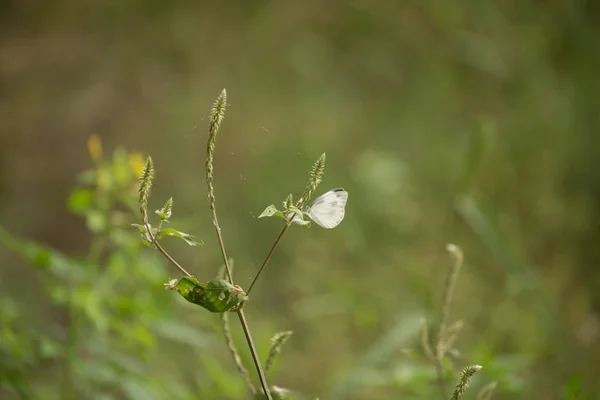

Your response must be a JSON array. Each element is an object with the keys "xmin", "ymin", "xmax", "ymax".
[
  {"xmin": 131, "ymin": 223, "xmax": 155, "ymax": 245},
  {"xmin": 159, "ymin": 228, "xmax": 203, "ymax": 246},
  {"xmin": 258, "ymin": 205, "xmax": 286, "ymax": 220},
  {"xmin": 289, "ymin": 209, "xmax": 311, "ymax": 227},
  {"xmin": 131, "ymin": 224, "xmax": 148, "ymax": 233}
]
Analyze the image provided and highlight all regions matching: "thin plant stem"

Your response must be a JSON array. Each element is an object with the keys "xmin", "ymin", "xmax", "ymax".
[
  {"xmin": 247, "ymin": 153, "xmax": 325, "ymax": 295},
  {"xmin": 432, "ymin": 244, "xmax": 465, "ymax": 400},
  {"xmin": 149, "ymin": 239, "xmax": 271, "ymax": 398},
  {"xmin": 203, "ymin": 89, "xmax": 272, "ymax": 400},
  {"xmin": 436, "ymin": 244, "xmax": 463, "ymax": 360},
  {"xmin": 210, "ymin": 216, "xmax": 234, "ymax": 284},
  {"xmin": 218, "ymin": 260, "xmax": 256, "ymax": 395},
  {"xmin": 421, "ymin": 318, "xmax": 447, "ymax": 399},
  {"xmin": 221, "ymin": 312, "xmax": 256, "ymax": 394},
  {"xmin": 154, "ymin": 240, "xmax": 192, "ymax": 277},
  {"xmin": 237, "ymin": 309, "xmax": 272, "ymax": 399},
  {"xmin": 246, "ymin": 223, "xmax": 289, "ymax": 296},
  {"xmin": 205, "ymin": 89, "xmax": 234, "ymax": 284},
  {"xmin": 435, "ymin": 362, "xmax": 447, "ymax": 399}
]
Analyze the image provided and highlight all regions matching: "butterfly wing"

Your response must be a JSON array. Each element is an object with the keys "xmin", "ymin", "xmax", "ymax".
[{"xmin": 307, "ymin": 188, "xmax": 348, "ymax": 229}]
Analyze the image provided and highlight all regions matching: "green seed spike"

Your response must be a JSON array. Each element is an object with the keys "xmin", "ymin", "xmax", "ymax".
[
  {"xmin": 265, "ymin": 331, "xmax": 293, "ymax": 374},
  {"xmin": 138, "ymin": 156, "xmax": 155, "ymax": 224},
  {"xmin": 206, "ymin": 89, "xmax": 227, "ymax": 212},
  {"xmin": 451, "ymin": 365, "xmax": 482, "ymax": 400},
  {"xmin": 298, "ymin": 153, "xmax": 326, "ymax": 207}
]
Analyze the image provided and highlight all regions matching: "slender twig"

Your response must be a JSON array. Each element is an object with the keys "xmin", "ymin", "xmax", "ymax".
[
  {"xmin": 247, "ymin": 223, "xmax": 289, "ymax": 296},
  {"xmin": 430, "ymin": 243, "xmax": 465, "ymax": 400},
  {"xmin": 237, "ymin": 310, "xmax": 271, "ymax": 399},
  {"xmin": 218, "ymin": 261, "xmax": 256, "ymax": 394},
  {"xmin": 247, "ymin": 154, "xmax": 326, "ymax": 296},
  {"xmin": 420, "ymin": 318, "xmax": 447, "ymax": 399},
  {"xmin": 150, "ymin": 237, "xmax": 271, "ymax": 398},
  {"xmin": 435, "ymin": 362, "xmax": 447, "ymax": 399},
  {"xmin": 204, "ymin": 89, "xmax": 272, "ymax": 400},
  {"xmin": 436, "ymin": 244, "xmax": 464, "ymax": 360},
  {"xmin": 205, "ymin": 89, "xmax": 234, "ymax": 284},
  {"xmin": 221, "ymin": 312, "xmax": 256, "ymax": 394},
  {"xmin": 154, "ymin": 240, "xmax": 192, "ymax": 277}
]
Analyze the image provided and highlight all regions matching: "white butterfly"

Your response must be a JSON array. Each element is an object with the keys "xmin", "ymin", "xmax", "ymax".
[{"xmin": 305, "ymin": 188, "xmax": 348, "ymax": 229}]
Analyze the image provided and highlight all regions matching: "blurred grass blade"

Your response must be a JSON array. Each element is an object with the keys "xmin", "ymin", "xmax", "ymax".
[
  {"xmin": 0, "ymin": 224, "xmax": 84, "ymax": 281},
  {"xmin": 265, "ymin": 330, "xmax": 293, "ymax": 374},
  {"xmin": 454, "ymin": 196, "xmax": 570, "ymax": 368},
  {"xmin": 328, "ymin": 313, "xmax": 421, "ymax": 399}
]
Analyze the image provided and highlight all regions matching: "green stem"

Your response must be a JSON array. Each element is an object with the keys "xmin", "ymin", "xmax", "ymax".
[
  {"xmin": 221, "ymin": 312, "xmax": 256, "ymax": 394},
  {"xmin": 246, "ymin": 223, "xmax": 289, "ymax": 296},
  {"xmin": 151, "ymin": 237, "xmax": 272, "ymax": 400},
  {"xmin": 237, "ymin": 310, "xmax": 272, "ymax": 400}
]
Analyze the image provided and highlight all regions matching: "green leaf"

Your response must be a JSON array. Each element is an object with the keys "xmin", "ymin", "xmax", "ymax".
[
  {"xmin": 67, "ymin": 189, "xmax": 95, "ymax": 214},
  {"xmin": 166, "ymin": 277, "xmax": 247, "ymax": 313},
  {"xmin": 131, "ymin": 223, "xmax": 148, "ymax": 233},
  {"xmin": 289, "ymin": 209, "xmax": 311, "ymax": 227},
  {"xmin": 258, "ymin": 205, "xmax": 286, "ymax": 220},
  {"xmin": 158, "ymin": 228, "xmax": 203, "ymax": 246},
  {"xmin": 131, "ymin": 223, "xmax": 154, "ymax": 246}
]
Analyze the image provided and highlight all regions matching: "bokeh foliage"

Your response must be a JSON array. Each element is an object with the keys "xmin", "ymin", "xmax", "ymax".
[{"xmin": 1, "ymin": 1, "xmax": 600, "ymax": 399}]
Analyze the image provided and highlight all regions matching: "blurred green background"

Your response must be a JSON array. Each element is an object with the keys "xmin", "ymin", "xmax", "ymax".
[{"xmin": 1, "ymin": 1, "xmax": 600, "ymax": 399}]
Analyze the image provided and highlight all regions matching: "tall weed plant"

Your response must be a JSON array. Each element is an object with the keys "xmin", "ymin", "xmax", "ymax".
[{"xmin": 0, "ymin": 90, "xmax": 553, "ymax": 400}]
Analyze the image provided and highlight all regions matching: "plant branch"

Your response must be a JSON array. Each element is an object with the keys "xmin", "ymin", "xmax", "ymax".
[
  {"xmin": 237, "ymin": 309, "xmax": 272, "ymax": 399},
  {"xmin": 221, "ymin": 312, "xmax": 256, "ymax": 394},
  {"xmin": 203, "ymin": 89, "xmax": 272, "ymax": 400},
  {"xmin": 247, "ymin": 154, "xmax": 325, "ymax": 295},
  {"xmin": 205, "ymin": 89, "xmax": 234, "ymax": 284},
  {"xmin": 154, "ymin": 240, "xmax": 192, "ymax": 277},
  {"xmin": 149, "ymin": 235, "xmax": 269, "ymax": 397},
  {"xmin": 246, "ymin": 223, "xmax": 289, "ymax": 296}
]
